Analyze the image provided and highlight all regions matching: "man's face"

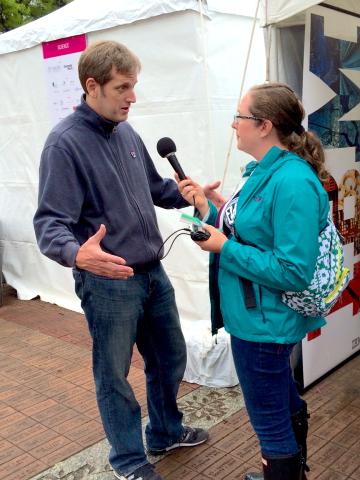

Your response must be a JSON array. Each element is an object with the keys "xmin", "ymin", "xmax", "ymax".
[{"xmin": 90, "ymin": 67, "xmax": 137, "ymax": 122}]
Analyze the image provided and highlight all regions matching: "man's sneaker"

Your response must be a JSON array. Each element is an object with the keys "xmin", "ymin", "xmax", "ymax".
[
  {"xmin": 147, "ymin": 426, "xmax": 209, "ymax": 456},
  {"xmin": 114, "ymin": 463, "xmax": 164, "ymax": 480}
]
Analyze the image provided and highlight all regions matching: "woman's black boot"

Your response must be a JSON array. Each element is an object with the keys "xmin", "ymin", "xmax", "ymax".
[
  {"xmin": 291, "ymin": 401, "xmax": 310, "ymax": 478},
  {"xmin": 244, "ymin": 451, "xmax": 304, "ymax": 480}
]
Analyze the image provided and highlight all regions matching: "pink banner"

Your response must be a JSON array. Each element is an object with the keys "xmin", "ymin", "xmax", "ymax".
[{"xmin": 42, "ymin": 34, "xmax": 87, "ymax": 59}]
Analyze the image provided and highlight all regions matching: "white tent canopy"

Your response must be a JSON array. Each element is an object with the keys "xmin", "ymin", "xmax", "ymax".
[
  {"xmin": 0, "ymin": 0, "xmax": 200, "ymax": 54},
  {"xmin": 0, "ymin": 0, "xmax": 261, "ymax": 55},
  {"xmin": 261, "ymin": 0, "xmax": 360, "ymax": 26},
  {"xmin": 0, "ymin": 0, "xmax": 265, "ymax": 387}
]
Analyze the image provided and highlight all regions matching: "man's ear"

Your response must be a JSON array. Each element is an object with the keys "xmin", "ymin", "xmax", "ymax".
[
  {"xmin": 85, "ymin": 78, "xmax": 98, "ymax": 98},
  {"xmin": 259, "ymin": 119, "xmax": 273, "ymax": 138}
]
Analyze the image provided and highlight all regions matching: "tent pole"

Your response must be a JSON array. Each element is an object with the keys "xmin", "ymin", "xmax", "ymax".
[
  {"xmin": 197, "ymin": 0, "xmax": 216, "ymax": 183},
  {"xmin": 265, "ymin": 0, "xmax": 271, "ymax": 82}
]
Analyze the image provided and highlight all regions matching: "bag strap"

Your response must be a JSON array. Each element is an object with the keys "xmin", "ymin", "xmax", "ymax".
[
  {"xmin": 232, "ymin": 229, "xmax": 257, "ymax": 309},
  {"xmin": 242, "ymin": 279, "xmax": 257, "ymax": 309}
]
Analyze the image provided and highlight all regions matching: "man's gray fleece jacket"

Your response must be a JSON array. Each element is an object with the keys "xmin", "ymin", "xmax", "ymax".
[{"xmin": 33, "ymin": 99, "xmax": 188, "ymax": 269}]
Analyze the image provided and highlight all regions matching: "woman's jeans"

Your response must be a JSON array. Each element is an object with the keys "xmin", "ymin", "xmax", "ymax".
[
  {"xmin": 231, "ymin": 336, "xmax": 303, "ymax": 458},
  {"xmin": 73, "ymin": 264, "xmax": 187, "ymax": 475}
]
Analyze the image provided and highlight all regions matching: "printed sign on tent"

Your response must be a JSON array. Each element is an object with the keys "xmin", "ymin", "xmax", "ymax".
[
  {"xmin": 42, "ymin": 34, "xmax": 87, "ymax": 126},
  {"xmin": 301, "ymin": 4, "xmax": 360, "ymax": 388}
]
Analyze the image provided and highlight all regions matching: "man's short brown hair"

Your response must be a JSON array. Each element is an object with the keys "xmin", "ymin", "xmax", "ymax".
[{"xmin": 78, "ymin": 41, "xmax": 141, "ymax": 93}]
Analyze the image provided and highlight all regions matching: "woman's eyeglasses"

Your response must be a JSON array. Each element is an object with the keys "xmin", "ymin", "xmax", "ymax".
[{"xmin": 233, "ymin": 114, "xmax": 264, "ymax": 123}]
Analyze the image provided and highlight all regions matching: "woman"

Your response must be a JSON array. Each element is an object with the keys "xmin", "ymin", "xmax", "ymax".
[{"xmin": 178, "ymin": 83, "xmax": 329, "ymax": 480}]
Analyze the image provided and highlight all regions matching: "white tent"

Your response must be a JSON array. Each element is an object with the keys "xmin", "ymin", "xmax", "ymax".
[
  {"xmin": 0, "ymin": 0, "xmax": 266, "ymax": 386},
  {"xmin": 261, "ymin": 0, "xmax": 360, "ymax": 26},
  {"xmin": 261, "ymin": 0, "xmax": 359, "ymax": 26}
]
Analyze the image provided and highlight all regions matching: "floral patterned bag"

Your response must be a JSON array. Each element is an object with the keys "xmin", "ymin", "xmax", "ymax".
[{"xmin": 282, "ymin": 215, "xmax": 350, "ymax": 317}]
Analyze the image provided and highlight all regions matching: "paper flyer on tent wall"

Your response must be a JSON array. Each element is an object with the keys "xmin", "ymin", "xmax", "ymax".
[
  {"xmin": 42, "ymin": 34, "xmax": 87, "ymax": 126},
  {"xmin": 301, "ymin": 4, "xmax": 360, "ymax": 389}
]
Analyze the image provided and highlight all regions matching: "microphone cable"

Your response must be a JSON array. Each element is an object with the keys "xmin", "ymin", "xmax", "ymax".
[
  {"xmin": 156, "ymin": 190, "xmax": 202, "ymax": 261},
  {"xmin": 156, "ymin": 228, "xmax": 192, "ymax": 261}
]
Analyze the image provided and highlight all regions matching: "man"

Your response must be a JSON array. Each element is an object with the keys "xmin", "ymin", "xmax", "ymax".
[{"xmin": 34, "ymin": 40, "xmax": 208, "ymax": 480}]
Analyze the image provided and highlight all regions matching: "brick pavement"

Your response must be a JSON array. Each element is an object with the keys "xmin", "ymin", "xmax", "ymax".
[{"xmin": 0, "ymin": 285, "xmax": 359, "ymax": 479}]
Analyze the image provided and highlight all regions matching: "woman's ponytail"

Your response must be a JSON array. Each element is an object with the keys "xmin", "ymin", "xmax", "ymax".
[
  {"xmin": 249, "ymin": 83, "xmax": 330, "ymax": 182},
  {"xmin": 285, "ymin": 130, "xmax": 330, "ymax": 182}
]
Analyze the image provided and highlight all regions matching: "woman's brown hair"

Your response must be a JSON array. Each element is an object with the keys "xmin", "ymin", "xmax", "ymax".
[{"xmin": 249, "ymin": 82, "xmax": 329, "ymax": 182}]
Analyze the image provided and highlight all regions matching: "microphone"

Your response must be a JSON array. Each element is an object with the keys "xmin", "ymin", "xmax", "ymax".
[{"xmin": 156, "ymin": 137, "xmax": 186, "ymax": 180}]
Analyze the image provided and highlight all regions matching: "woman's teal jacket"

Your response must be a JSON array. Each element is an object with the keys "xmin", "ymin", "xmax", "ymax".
[{"xmin": 208, "ymin": 146, "xmax": 329, "ymax": 343}]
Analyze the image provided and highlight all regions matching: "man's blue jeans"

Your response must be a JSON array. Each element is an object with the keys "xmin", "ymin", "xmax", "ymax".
[
  {"xmin": 73, "ymin": 264, "xmax": 186, "ymax": 475},
  {"xmin": 231, "ymin": 336, "xmax": 303, "ymax": 458}
]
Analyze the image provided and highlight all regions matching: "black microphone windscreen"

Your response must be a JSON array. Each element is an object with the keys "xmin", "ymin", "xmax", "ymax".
[{"xmin": 157, "ymin": 137, "xmax": 177, "ymax": 158}]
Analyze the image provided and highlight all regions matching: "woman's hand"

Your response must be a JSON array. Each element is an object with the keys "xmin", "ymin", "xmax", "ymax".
[
  {"xmin": 203, "ymin": 180, "xmax": 226, "ymax": 209},
  {"xmin": 194, "ymin": 224, "xmax": 227, "ymax": 253},
  {"xmin": 176, "ymin": 176, "xmax": 209, "ymax": 218}
]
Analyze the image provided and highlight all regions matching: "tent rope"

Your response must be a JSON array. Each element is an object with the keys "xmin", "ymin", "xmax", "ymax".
[
  {"xmin": 220, "ymin": 0, "xmax": 262, "ymax": 195},
  {"xmin": 198, "ymin": 0, "xmax": 216, "ymax": 181},
  {"xmin": 265, "ymin": 0, "xmax": 271, "ymax": 81}
]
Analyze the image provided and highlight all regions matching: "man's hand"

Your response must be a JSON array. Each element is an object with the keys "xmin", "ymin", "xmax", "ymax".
[
  {"xmin": 75, "ymin": 224, "xmax": 134, "ymax": 279},
  {"xmin": 203, "ymin": 181, "xmax": 226, "ymax": 209}
]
